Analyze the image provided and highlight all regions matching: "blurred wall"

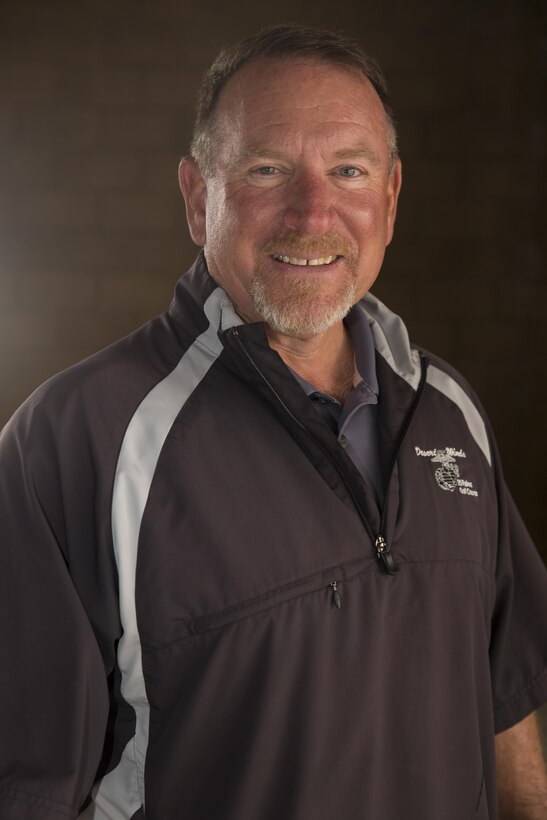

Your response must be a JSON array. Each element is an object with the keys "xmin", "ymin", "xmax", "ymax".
[{"xmin": 0, "ymin": 0, "xmax": 544, "ymax": 557}]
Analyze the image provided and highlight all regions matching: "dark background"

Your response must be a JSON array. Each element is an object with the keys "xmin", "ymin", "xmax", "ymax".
[{"xmin": 0, "ymin": 0, "xmax": 544, "ymax": 563}]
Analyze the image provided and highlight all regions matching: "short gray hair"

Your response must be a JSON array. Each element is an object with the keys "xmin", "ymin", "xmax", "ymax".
[{"xmin": 190, "ymin": 23, "xmax": 399, "ymax": 176}]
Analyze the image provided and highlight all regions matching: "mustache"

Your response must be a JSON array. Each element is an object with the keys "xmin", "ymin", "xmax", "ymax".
[{"xmin": 261, "ymin": 231, "xmax": 355, "ymax": 260}]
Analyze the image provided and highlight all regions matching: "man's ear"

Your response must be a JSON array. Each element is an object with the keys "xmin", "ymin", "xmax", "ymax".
[
  {"xmin": 178, "ymin": 157, "xmax": 207, "ymax": 246},
  {"xmin": 385, "ymin": 158, "xmax": 402, "ymax": 246}
]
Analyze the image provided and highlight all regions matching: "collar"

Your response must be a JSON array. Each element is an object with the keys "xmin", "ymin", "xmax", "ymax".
[
  {"xmin": 172, "ymin": 252, "xmax": 421, "ymax": 391},
  {"xmin": 290, "ymin": 303, "xmax": 379, "ymax": 406}
]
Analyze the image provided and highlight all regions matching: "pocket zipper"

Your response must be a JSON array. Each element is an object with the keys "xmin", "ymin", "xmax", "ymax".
[{"xmin": 330, "ymin": 581, "xmax": 342, "ymax": 609}]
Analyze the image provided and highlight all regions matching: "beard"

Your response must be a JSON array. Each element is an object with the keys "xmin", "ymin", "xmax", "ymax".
[{"xmin": 249, "ymin": 231, "xmax": 358, "ymax": 337}]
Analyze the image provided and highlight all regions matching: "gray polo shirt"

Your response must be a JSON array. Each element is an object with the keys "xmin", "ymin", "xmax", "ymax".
[{"xmin": 290, "ymin": 305, "xmax": 383, "ymax": 502}]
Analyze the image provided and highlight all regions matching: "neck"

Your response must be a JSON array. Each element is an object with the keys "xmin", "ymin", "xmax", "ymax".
[{"xmin": 266, "ymin": 322, "xmax": 355, "ymax": 404}]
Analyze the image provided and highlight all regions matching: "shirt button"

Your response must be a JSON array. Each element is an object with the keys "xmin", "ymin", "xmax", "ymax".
[{"xmin": 339, "ymin": 435, "xmax": 347, "ymax": 448}]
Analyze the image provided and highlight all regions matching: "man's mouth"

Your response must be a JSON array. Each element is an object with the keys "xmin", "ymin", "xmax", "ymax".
[{"xmin": 271, "ymin": 254, "xmax": 339, "ymax": 267}]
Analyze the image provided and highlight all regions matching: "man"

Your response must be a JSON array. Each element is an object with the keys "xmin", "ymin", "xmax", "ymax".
[{"xmin": 0, "ymin": 23, "xmax": 546, "ymax": 820}]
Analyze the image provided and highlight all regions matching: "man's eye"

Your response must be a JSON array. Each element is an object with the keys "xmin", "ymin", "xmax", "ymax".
[
  {"xmin": 253, "ymin": 166, "xmax": 278, "ymax": 176},
  {"xmin": 338, "ymin": 166, "xmax": 361, "ymax": 177}
]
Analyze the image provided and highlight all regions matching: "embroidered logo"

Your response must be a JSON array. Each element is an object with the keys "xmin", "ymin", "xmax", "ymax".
[{"xmin": 414, "ymin": 447, "xmax": 479, "ymax": 497}]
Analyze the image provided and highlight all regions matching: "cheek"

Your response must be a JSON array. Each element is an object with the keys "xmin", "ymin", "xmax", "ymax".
[
  {"xmin": 231, "ymin": 187, "xmax": 280, "ymax": 225},
  {"xmin": 222, "ymin": 193, "xmax": 280, "ymax": 251},
  {"xmin": 205, "ymin": 192, "xmax": 240, "ymax": 253},
  {"xmin": 205, "ymin": 193, "xmax": 272, "ymax": 272},
  {"xmin": 347, "ymin": 191, "xmax": 390, "ymax": 242},
  {"xmin": 204, "ymin": 178, "xmax": 252, "ymax": 240}
]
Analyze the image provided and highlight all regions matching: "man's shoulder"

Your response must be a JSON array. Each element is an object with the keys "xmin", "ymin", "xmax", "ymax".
[
  {"xmin": 417, "ymin": 345, "xmax": 486, "ymax": 417},
  {"xmin": 2, "ymin": 311, "xmax": 183, "ymax": 445},
  {"xmin": 362, "ymin": 291, "xmax": 484, "ymax": 407},
  {"xmin": 361, "ymin": 292, "xmax": 493, "ymax": 464},
  {"xmin": 1, "ymin": 255, "xmax": 220, "ymax": 449}
]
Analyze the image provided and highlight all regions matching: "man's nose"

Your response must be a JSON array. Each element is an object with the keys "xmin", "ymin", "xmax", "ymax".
[{"xmin": 281, "ymin": 173, "xmax": 336, "ymax": 235}]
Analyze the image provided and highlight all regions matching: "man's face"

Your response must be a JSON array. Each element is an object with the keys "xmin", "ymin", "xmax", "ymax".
[{"xmin": 180, "ymin": 58, "xmax": 402, "ymax": 338}]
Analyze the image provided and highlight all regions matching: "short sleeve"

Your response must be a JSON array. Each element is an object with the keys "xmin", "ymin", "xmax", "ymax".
[
  {"xmin": 489, "ymin": 456, "xmax": 547, "ymax": 733},
  {"xmin": 0, "ymin": 401, "xmax": 110, "ymax": 819}
]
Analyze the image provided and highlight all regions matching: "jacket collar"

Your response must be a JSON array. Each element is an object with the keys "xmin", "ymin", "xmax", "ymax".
[{"xmin": 171, "ymin": 251, "xmax": 422, "ymax": 391}]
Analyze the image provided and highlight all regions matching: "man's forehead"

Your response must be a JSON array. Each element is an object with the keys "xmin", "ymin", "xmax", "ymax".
[
  {"xmin": 214, "ymin": 69, "xmax": 387, "ymax": 167},
  {"xmin": 213, "ymin": 57, "xmax": 387, "ymax": 151},
  {"xmin": 215, "ymin": 56, "xmax": 378, "ymax": 117}
]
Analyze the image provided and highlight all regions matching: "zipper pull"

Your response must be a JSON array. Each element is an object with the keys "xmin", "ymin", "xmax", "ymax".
[
  {"xmin": 330, "ymin": 581, "xmax": 342, "ymax": 609},
  {"xmin": 375, "ymin": 536, "xmax": 399, "ymax": 575}
]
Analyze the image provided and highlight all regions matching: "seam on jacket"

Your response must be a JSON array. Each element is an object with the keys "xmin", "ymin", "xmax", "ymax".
[
  {"xmin": 475, "ymin": 768, "xmax": 485, "ymax": 812},
  {"xmin": 144, "ymin": 563, "xmax": 390, "ymax": 653},
  {"xmin": 493, "ymin": 667, "xmax": 547, "ymax": 716},
  {"xmin": 0, "ymin": 786, "xmax": 74, "ymax": 816},
  {"xmin": 132, "ymin": 736, "xmax": 143, "ymax": 806},
  {"xmin": 177, "ymin": 556, "xmax": 490, "ymax": 625},
  {"xmin": 194, "ymin": 336, "xmax": 222, "ymax": 357},
  {"xmin": 425, "ymin": 364, "xmax": 492, "ymax": 466},
  {"xmin": 145, "ymin": 578, "xmax": 352, "ymax": 652},
  {"xmin": 185, "ymin": 561, "xmax": 349, "ymax": 621},
  {"xmin": 143, "ymin": 557, "xmax": 493, "ymax": 653},
  {"xmin": 399, "ymin": 557, "xmax": 493, "ymax": 574}
]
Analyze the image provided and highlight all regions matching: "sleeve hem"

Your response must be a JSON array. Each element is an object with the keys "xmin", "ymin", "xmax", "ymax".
[
  {"xmin": 494, "ymin": 667, "xmax": 547, "ymax": 733},
  {"xmin": 0, "ymin": 786, "xmax": 76, "ymax": 818}
]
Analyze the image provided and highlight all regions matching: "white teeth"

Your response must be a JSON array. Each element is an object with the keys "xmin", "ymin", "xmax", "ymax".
[
  {"xmin": 308, "ymin": 256, "xmax": 336, "ymax": 266},
  {"xmin": 272, "ymin": 254, "xmax": 337, "ymax": 266}
]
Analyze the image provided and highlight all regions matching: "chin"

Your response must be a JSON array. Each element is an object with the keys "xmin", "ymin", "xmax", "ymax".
[{"xmin": 250, "ymin": 275, "xmax": 356, "ymax": 337}]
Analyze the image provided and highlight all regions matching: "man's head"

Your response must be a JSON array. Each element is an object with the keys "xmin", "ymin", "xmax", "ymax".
[
  {"xmin": 190, "ymin": 24, "xmax": 399, "ymax": 178},
  {"xmin": 179, "ymin": 24, "xmax": 402, "ymax": 339}
]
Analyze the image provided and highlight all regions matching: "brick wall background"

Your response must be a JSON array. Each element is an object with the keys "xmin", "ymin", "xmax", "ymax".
[{"xmin": 0, "ymin": 0, "xmax": 544, "ymax": 559}]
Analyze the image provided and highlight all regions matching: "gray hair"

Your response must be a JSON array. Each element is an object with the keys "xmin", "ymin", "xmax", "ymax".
[{"xmin": 190, "ymin": 23, "xmax": 399, "ymax": 176}]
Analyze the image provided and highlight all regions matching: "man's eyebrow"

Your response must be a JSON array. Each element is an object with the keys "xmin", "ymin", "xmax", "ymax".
[
  {"xmin": 231, "ymin": 146, "xmax": 382, "ymax": 167},
  {"xmin": 333, "ymin": 147, "xmax": 381, "ymax": 165},
  {"xmin": 234, "ymin": 147, "xmax": 288, "ymax": 165}
]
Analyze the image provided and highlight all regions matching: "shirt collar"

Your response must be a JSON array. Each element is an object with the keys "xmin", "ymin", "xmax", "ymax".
[{"xmin": 291, "ymin": 303, "xmax": 379, "ymax": 404}]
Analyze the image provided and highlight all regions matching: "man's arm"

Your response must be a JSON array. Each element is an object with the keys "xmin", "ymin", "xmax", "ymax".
[
  {"xmin": 496, "ymin": 711, "xmax": 547, "ymax": 819},
  {"xmin": 0, "ymin": 401, "xmax": 111, "ymax": 818}
]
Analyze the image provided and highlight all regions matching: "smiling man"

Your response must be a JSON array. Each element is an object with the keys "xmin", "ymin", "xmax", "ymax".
[
  {"xmin": 1, "ymin": 24, "xmax": 546, "ymax": 820},
  {"xmin": 180, "ymin": 54, "xmax": 401, "ymax": 404}
]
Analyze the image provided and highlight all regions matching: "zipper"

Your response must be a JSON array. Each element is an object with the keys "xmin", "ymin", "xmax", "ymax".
[
  {"xmin": 330, "ymin": 581, "xmax": 342, "ymax": 609},
  {"xmin": 230, "ymin": 328, "xmax": 427, "ymax": 575},
  {"xmin": 185, "ymin": 564, "xmax": 347, "ymax": 638},
  {"xmin": 376, "ymin": 359, "xmax": 428, "ymax": 541}
]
